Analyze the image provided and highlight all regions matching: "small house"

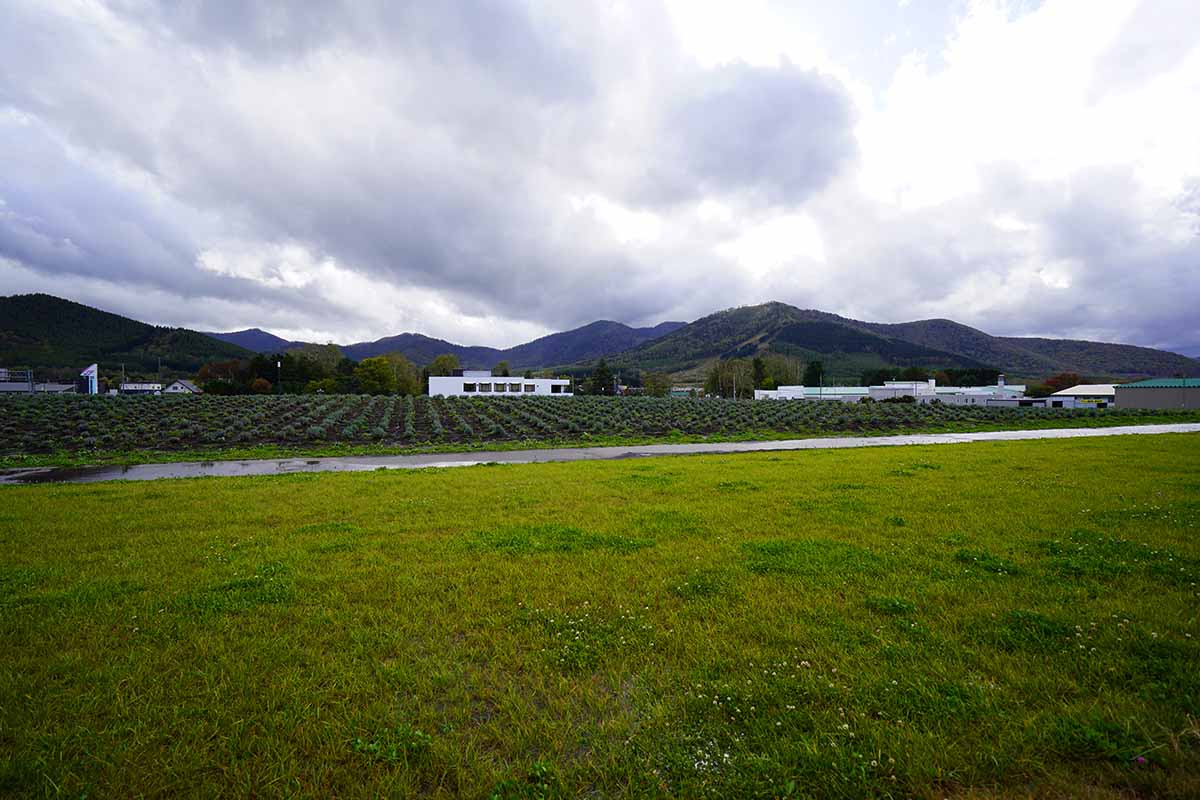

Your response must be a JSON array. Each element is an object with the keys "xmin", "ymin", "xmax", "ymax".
[{"xmin": 164, "ymin": 379, "xmax": 202, "ymax": 394}]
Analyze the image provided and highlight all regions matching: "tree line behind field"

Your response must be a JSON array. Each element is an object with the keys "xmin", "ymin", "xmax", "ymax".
[
  {"xmin": 191, "ymin": 344, "xmax": 1097, "ymax": 401},
  {"xmin": 196, "ymin": 351, "xmax": 572, "ymax": 396}
]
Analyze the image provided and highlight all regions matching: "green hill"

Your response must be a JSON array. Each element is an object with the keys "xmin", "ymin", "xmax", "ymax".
[
  {"xmin": 0, "ymin": 294, "xmax": 253, "ymax": 379},
  {"xmin": 8, "ymin": 294, "xmax": 1196, "ymax": 384},
  {"xmin": 603, "ymin": 303, "xmax": 987, "ymax": 381},
  {"xmin": 601, "ymin": 302, "xmax": 1200, "ymax": 381},
  {"xmin": 212, "ymin": 320, "xmax": 685, "ymax": 370}
]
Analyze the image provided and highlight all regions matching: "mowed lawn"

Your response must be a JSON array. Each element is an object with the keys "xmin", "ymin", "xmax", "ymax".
[{"xmin": 2, "ymin": 436, "xmax": 1199, "ymax": 798}]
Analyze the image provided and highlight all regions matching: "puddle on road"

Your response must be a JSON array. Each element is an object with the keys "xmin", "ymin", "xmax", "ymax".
[{"xmin": 1, "ymin": 424, "xmax": 1195, "ymax": 485}]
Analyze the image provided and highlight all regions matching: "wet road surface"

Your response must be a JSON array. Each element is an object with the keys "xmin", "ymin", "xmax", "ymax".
[{"xmin": 2, "ymin": 423, "xmax": 1197, "ymax": 485}]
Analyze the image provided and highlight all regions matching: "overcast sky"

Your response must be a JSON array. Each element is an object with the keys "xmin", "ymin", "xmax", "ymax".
[{"xmin": 2, "ymin": 1, "xmax": 1198, "ymax": 354}]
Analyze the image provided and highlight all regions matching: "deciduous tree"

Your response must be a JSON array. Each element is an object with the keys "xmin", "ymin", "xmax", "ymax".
[
  {"xmin": 644, "ymin": 372, "xmax": 672, "ymax": 397},
  {"xmin": 355, "ymin": 357, "xmax": 398, "ymax": 395},
  {"xmin": 429, "ymin": 354, "xmax": 460, "ymax": 377}
]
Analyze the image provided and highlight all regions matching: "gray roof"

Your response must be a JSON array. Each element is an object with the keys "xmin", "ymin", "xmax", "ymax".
[{"xmin": 1051, "ymin": 384, "xmax": 1116, "ymax": 397}]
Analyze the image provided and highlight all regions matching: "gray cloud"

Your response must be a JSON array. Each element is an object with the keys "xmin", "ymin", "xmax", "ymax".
[
  {"xmin": 0, "ymin": 0, "xmax": 779, "ymax": 335},
  {"xmin": 663, "ymin": 63, "xmax": 857, "ymax": 205},
  {"xmin": 784, "ymin": 164, "xmax": 1200, "ymax": 355},
  {"xmin": 1091, "ymin": 0, "xmax": 1200, "ymax": 100},
  {"xmin": 0, "ymin": 0, "xmax": 1196, "ymax": 357}
]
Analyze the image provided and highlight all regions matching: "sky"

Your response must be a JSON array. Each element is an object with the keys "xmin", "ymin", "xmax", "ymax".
[{"xmin": 1, "ymin": 0, "xmax": 1198, "ymax": 354}]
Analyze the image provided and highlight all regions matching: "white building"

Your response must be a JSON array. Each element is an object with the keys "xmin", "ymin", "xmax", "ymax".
[
  {"xmin": 120, "ymin": 382, "xmax": 162, "ymax": 395},
  {"xmin": 428, "ymin": 370, "xmax": 572, "ymax": 397},
  {"xmin": 164, "ymin": 379, "xmax": 202, "ymax": 394},
  {"xmin": 1050, "ymin": 384, "xmax": 1115, "ymax": 408},
  {"xmin": 755, "ymin": 376, "xmax": 1031, "ymax": 405}
]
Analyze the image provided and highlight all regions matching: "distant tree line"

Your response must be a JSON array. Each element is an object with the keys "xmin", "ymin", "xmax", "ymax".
[
  {"xmin": 703, "ymin": 355, "xmax": 808, "ymax": 398},
  {"xmin": 193, "ymin": 350, "xmax": 588, "ymax": 396},
  {"xmin": 197, "ymin": 350, "xmax": 467, "ymax": 396},
  {"xmin": 194, "ymin": 348, "xmax": 1027, "ymax": 399}
]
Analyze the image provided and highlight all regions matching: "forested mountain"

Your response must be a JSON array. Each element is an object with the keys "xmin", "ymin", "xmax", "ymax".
[
  {"xmin": 6, "ymin": 294, "xmax": 1196, "ymax": 382},
  {"xmin": 0, "ymin": 294, "xmax": 252, "ymax": 378},
  {"xmin": 342, "ymin": 334, "xmax": 502, "ymax": 366},
  {"xmin": 205, "ymin": 328, "xmax": 305, "ymax": 353},
  {"xmin": 498, "ymin": 320, "xmax": 685, "ymax": 368},
  {"xmin": 602, "ymin": 303, "xmax": 987, "ymax": 381},
  {"xmin": 604, "ymin": 302, "xmax": 1200, "ymax": 380},
  {"xmin": 994, "ymin": 336, "xmax": 1199, "ymax": 378},
  {"xmin": 213, "ymin": 319, "xmax": 687, "ymax": 369},
  {"xmin": 857, "ymin": 318, "xmax": 1200, "ymax": 379}
]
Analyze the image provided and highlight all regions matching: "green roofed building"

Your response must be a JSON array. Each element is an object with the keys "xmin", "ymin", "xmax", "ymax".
[{"xmin": 1114, "ymin": 378, "xmax": 1200, "ymax": 409}]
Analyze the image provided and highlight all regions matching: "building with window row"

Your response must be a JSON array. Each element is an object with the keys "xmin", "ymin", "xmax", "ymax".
[{"xmin": 428, "ymin": 370, "xmax": 572, "ymax": 397}]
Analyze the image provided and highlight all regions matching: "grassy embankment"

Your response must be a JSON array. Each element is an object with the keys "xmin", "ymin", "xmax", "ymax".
[
  {"xmin": 2, "ymin": 434, "xmax": 1199, "ymax": 797},
  {"xmin": 3, "ymin": 407, "xmax": 1199, "ymax": 470}
]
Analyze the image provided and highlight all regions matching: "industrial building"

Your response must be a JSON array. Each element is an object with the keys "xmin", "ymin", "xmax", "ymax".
[
  {"xmin": 1050, "ymin": 384, "xmax": 1116, "ymax": 408},
  {"xmin": 1114, "ymin": 378, "xmax": 1200, "ymax": 409},
  {"xmin": 754, "ymin": 376, "xmax": 1031, "ymax": 405},
  {"xmin": 428, "ymin": 370, "xmax": 572, "ymax": 397}
]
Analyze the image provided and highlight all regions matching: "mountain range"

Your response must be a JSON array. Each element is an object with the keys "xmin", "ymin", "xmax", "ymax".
[
  {"xmin": 3, "ymin": 293, "xmax": 1198, "ymax": 381},
  {"xmin": 606, "ymin": 302, "xmax": 1200, "ymax": 381},
  {"xmin": 208, "ymin": 320, "xmax": 687, "ymax": 370}
]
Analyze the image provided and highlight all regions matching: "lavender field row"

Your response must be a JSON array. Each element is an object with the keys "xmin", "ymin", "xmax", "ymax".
[{"xmin": 0, "ymin": 393, "xmax": 1191, "ymax": 454}]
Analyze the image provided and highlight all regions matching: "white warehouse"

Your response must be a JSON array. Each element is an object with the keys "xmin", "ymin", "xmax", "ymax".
[
  {"xmin": 428, "ymin": 370, "xmax": 572, "ymax": 397},
  {"xmin": 754, "ymin": 377, "xmax": 1033, "ymax": 405}
]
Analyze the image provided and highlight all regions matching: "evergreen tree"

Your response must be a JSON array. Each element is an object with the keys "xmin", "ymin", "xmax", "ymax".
[
  {"xmin": 802, "ymin": 360, "xmax": 824, "ymax": 386},
  {"xmin": 588, "ymin": 359, "xmax": 614, "ymax": 395}
]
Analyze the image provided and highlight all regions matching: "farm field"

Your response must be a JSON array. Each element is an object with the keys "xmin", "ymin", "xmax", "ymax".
[
  {"xmin": 2, "ymin": 434, "xmax": 1199, "ymax": 798},
  {"xmin": 3, "ymin": 393, "xmax": 1200, "ymax": 469}
]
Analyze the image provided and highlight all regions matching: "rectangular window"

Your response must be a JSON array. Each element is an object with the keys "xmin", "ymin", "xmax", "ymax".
[
  {"xmin": 551, "ymin": 384, "xmax": 562, "ymax": 394},
  {"xmin": 463, "ymin": 383, "xmax": 477, "ymax": 393},
  {"xmin": 510, "ymin": 383, "xmax": 522, "ymax": 392},
  {"xmin": 479, "ymin": 383, "xmax": 491, "ymax": 392},
  {"xmin": 524, "ymin": 384, "xmax": 535, "ymax": 392},
  {"xmin": 1052, "ymin": 400, "xmax": 1063, "ymax": 408}
]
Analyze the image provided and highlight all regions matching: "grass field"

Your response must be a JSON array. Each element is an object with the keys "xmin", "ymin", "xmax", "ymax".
[{"xmin": 2, "ymin": 434, "xmax": 1199, "ymax": 798}]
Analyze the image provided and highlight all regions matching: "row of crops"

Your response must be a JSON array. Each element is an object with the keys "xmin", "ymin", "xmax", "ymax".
[{"xmin": 0, "ymin": 394, "xmax": 1185, "ymax": 454}]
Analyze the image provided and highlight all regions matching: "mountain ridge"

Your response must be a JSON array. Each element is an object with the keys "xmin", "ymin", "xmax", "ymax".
[
  {"xmin": 5, "ymin": 294, "xmax": 1197, "ymax": 381},
  {"xmin": 210, "ymin": 319, "xmax": 688, "ymax": 370},
  {"xmin": 600, "ymin": 302, "xmax": 1200, "ymax": 380},
  {"xmin": 0, "ymin": 294, "xmax": 252, "ymax": 378}
]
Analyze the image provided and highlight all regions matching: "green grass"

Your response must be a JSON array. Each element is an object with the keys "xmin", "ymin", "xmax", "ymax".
[{"xmin": 2, "ymin": 434, "xmax": 1199, "ymax": 798}]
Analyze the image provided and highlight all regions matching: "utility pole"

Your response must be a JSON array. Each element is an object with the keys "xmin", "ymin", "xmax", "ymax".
[{"xmin": 276, "ymin": 361, "xmax": 282, "ymax": 394}]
